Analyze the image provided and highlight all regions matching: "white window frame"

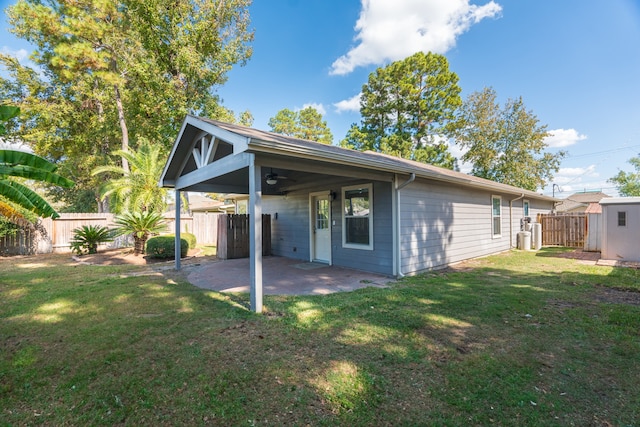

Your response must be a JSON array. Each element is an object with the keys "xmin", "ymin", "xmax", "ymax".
[
  {"xmin": 342, "ymin": 183, "xmax": 374, "ymax": 250},
  {"xmin": 523, "ymin": 199, "xmax": 530, "ymax": 217},
  {"xmin": 492, "ymin": 195, "xmax": 502, "ymax": 238},
  {"xmin": 618, "ymin": 211, "xmax": 627, "ymax": 227}
]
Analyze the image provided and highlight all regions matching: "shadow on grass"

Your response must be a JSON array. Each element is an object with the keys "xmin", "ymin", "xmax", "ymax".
[{"xmin": 1, "ymin": 250, "xmax": 639, "ymax": 425}]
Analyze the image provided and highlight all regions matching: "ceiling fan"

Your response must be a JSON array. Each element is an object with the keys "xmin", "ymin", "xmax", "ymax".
[{"xmin": 264, "ymin": 168, "xmax": 291, "ymax": 185}]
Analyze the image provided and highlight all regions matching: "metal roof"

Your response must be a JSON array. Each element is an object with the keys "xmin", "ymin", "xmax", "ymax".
[{"xmin": 600, "ymin": 197, "xmax": 640, "ymax": 205}]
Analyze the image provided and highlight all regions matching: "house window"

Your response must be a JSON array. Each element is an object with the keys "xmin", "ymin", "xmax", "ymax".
[
  {"xmin": 523, "ymin": 200, "xmax": 530, "ymax": 217},
  {"xmin": 492, "ymin": 195, "xmax": 502, "ymax": 237},
  {"xmin": 618, "ymin": 211, "xmax": 627, "ymax": 227},
  {"xmin": 342, "ymin": 184, "xmax": 373, "ymax": 249}
]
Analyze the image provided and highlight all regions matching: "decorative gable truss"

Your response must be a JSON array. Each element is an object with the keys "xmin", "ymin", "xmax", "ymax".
[
  {"xmin": 191, "ymin": 131, "xmax": 218, "ymax": 169},
  {"xmin": 160, "ymin": 116, "xmax": 253, "ymax": 193}
]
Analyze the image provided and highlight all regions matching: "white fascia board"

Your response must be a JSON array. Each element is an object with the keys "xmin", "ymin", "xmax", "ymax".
[
  {"xmin": 161, "ymin": 116, "xmax": 250, "ymax": 186},
  {"xmin": 175, "ymin": 152, "xmax": 252, "ymax": 191},
  {"xmin": 192, "ymin": 117, "xmax": 250, "ymax": 153},
  {"xmin": 160, "ymin": 118, "xmax": 191, "ymax": 185}
]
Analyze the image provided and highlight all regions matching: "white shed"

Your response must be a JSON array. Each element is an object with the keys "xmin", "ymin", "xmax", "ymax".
[{"xmin": 600, "ymin": 197, "xmax": 640, "ymax": 262}]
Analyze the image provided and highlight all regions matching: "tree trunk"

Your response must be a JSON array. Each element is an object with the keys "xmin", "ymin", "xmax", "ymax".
[
  {"xmin": 133, "ymin": 235, "xmax": 146, "ymax": 256},
  {"xmin": 114, "ymin": 84, "xmax": 130, "ymax": 173},
  {"xmin": 96, "ymin": 195, "xmax": 109, "ymax": 213}
]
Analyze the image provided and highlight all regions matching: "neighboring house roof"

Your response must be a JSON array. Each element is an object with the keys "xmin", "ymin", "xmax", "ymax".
[
  {"xmin": 556, "ymin": 191, "xmax": 611, "ymax": 212},
  {"xmin": 165, "ymin": 193, "xmax": 228, "ymax": 214},
  {"xmin": 584, "ymin": 202, "xmax": 602, "ymax": 214},
  {"xmin": 186, "ymin": 193, "xmax": 225, "ymax": 212},
  {"xmin": 161, "ymin": 116, "xmax": 557, "ymax": 202}
]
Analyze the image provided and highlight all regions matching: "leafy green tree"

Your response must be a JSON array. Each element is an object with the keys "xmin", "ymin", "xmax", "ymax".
[
  {"xmin": 608, "ymin": 156, "xmax": 640, "ymax": 196},
  {"xmin": 92, "ymin": 138, "xmax": 168, "ymax": 214},
  {"xmin": 341, "ymin": 52, "xmax": 462, "ymax": 169},
  {"xmin": 0, "ymin": 105, "xmax": 19, "ymax": 135},
  {"xmin": 1, "ymin": 0, "xmax": 254, "ymax": 211},
  {"xmin": 455, "ymin": 87, "xmax": 565, "ymax": 191},
  {"xmin": 268, "ymin": 107, "xmax": 333, "ymax": 144}
]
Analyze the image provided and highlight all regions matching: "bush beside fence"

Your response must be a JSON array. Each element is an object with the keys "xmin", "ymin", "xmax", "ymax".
[{"xmin": 0, "ymin": 212, "xmax": 220, "ymax": 255}]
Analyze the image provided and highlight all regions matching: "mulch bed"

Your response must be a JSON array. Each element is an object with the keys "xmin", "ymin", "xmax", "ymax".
[{"xmin": 72, "ymin": 247, "xmax": 213, "ymax": 266}]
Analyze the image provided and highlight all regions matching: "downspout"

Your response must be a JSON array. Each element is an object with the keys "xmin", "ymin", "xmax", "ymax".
[
  {"xmin": 394, "ymin": 173, "xmax": 415, "ymax": 278},
  {"xmin": 509, "ymin": 193, "xmax": 525, "ymax": 248}
]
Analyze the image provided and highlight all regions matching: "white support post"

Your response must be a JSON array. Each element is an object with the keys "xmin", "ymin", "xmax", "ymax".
[
  {"xmin": 175, "ymin": 189, "xmax": 181, "ymax": 271},
  {"xmin": 249, "ymin": 157, "xmax": 263, "ymax": 313}
]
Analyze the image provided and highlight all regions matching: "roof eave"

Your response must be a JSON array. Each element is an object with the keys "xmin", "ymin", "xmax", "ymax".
[{"xmin": 246, "ymin": 138, "xmax": 556, "ymax": 202}]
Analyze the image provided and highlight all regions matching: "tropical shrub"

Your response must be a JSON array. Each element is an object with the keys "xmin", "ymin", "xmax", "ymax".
[
  {"xmin": 113, "ymin": 211, "xmax": 167, "ymax": 255},
  {"xmin": 181, "ymin": 232, "xmax": 196, "ymax": 249},
  {"xmin": 146, "ymin": 235, "xmax": 188, "ymax": 259},
  {"xmin": 1, "ymin": 105, "xmax": 74, "ymax": 219},
  {"xmin": 69, "ymin": 225, "xmax": 114, "ymax": 255}
]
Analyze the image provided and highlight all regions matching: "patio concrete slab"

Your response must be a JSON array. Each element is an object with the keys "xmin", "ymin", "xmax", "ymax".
[{"xmin": 187, "ymin": 256, "xmax": 394, "ymax": 295}]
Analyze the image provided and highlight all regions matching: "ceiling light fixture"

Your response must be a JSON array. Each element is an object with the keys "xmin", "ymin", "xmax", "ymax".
[{"xmin": 265, "ymin": 175, "xmax": 278, "ymax": 185}]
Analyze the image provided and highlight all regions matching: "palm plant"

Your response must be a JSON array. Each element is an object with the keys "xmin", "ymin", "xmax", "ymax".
[
  {"xmin": 0, "ymin": 106, "xmax": 74, "ymax": 219},
  {"xmin": 69, "ymin": 225, "xmax": 114, "ymax": 255},
  {"xmin": 92, "ymin": 138, "xmax": 168, "ymax": 214},
  {"xmin": 0, "ymin": 149, "xmax": 75, "ymax": 219},
  {"xmin": 113, "ymin": 211, "xmax": 167, "ymax": 255}
]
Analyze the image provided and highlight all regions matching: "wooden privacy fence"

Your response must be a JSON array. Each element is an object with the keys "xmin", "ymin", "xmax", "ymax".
[
  {"xmin": 164, "ymin": 211, "xmax": 220, "ymax": 246},
  {"xmin": 0, "ymin": 227, "xmax": 40, "ymax": 256},
  {"xmin": 217, "ymin": 214, "xmax": 271, "ymax": 259},
  {"xmin": 0, "ymin": 212, "xmax": 221, "ymax": 255},
  {"xmin": 537, "ymin": 213, "xmax": 586, "ymax": 247}
]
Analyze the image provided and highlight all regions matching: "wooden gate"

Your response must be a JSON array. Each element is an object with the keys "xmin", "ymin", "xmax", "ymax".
[
  {"xmin": 216, "ymin": 214, "xmax": 271, "ymax": 259},
  {"xmin": 537, "ymin": 213, "xmax": 586, "ymax": 247}
]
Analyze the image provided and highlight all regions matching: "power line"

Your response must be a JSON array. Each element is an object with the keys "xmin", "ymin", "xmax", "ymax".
[{"xmin": 564, "ymin": 144, "xmax": 640, "ymax": 159}]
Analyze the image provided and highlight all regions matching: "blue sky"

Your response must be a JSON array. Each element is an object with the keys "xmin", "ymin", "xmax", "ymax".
[{"xmin": 2, "ymin": 0, "xmax": 640, "ymax": 197}]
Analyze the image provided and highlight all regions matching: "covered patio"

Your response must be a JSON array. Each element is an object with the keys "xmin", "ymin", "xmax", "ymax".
[
  {"xmin": 160, "ymin": 116, "xmax": 401, "ymax": 313},
  {"xmin": 187, "ymin": 256, "xmax": 392, "ymax": 296}
]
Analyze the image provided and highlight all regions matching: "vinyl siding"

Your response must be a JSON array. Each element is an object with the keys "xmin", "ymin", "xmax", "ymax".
[
  {"xmin": 399, "ymin": 179, "xmax": 552, "ymax": 274},
  {"xmin": 332, "ymin": 181, "xmax": 394, "ymax": 275},
  {"xmin": 263, "ymin": 178, "xmax": 553, "ymax": 276},
  {"xmin": 262, "ymin": 194, "xmax": 309, "ymax": 261},
  {"xmin": 601, "ymin": 203, "xmax": 640, "ymax": 261}
]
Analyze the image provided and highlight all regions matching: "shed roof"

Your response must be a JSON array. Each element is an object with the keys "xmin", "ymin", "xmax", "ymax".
[
  {"xmin": 161, "ymin": 116, "xmax": 557, "ymax": 202},
  {"xmin": 600, "ymin": 197, "xmax": 640, "ymax": 205}
]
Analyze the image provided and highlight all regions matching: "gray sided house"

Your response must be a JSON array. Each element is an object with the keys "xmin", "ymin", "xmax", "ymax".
[
  {"xmin": 600, "ymin": 197, "xmax": 640, "ymax": 262},
  {"xmin": 160, "ymin": 116, "xmax": 555, "ymax": 312}
]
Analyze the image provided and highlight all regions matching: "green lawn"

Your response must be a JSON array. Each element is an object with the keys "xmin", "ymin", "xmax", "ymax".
[{"xmin": 1, "ymin": 248, "xmax": 639, "ymax": 426}]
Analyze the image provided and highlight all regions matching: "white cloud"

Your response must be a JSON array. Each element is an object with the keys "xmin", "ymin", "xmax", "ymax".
[
  {"xmin": 301, "ymin": 103, "xmax": 326, "ymax": 115},
  {"xmin": 334, "ymin": 93, "xmax": 362, "ymax": 113},
  {"xmin": 1, "ymin": 47, "xmax": 29, "ymax": 62},
  {"xmin": 545, "ymin": 128, "xmax": 587, "ymax": 148},
  {"xmin": 552, "ymin": 165, "xmax": 598, "ymax": 187},
  {"xmin": 330, "ymin": 0, "xmax": 502, "ymax": 75},
  {"xmin": 1, "ymin": 46, "xmax": 45, "ymax": 79}
]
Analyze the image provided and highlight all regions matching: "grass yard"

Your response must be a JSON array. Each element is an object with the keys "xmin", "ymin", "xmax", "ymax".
[{"xmin": 1, "ymin": 247, "xmax": 639, "ymax": 426}]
